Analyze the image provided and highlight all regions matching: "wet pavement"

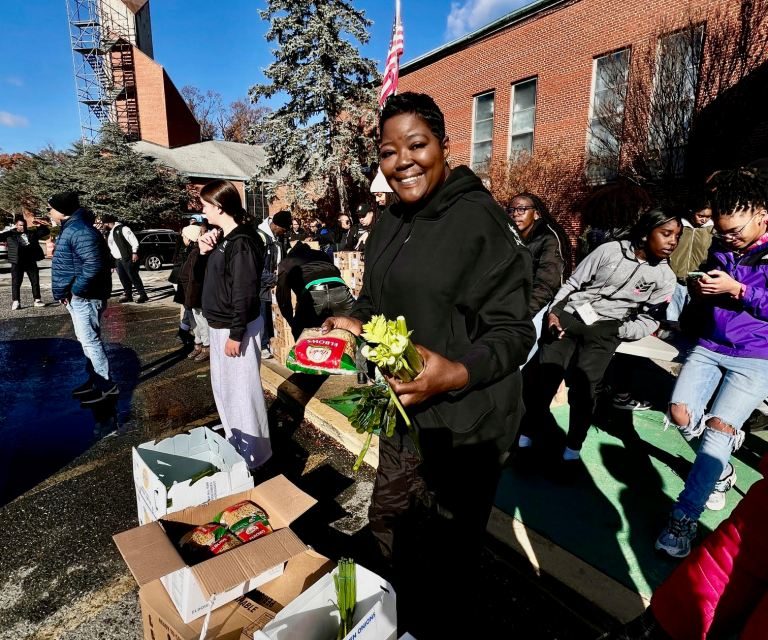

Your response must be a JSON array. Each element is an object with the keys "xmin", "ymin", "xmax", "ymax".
[{"xmin": 0, "ymin": 265, "xmax": 615, "ymax": 640}]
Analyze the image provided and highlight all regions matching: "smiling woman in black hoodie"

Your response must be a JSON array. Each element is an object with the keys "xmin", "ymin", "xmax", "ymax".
[
  {"xmin": 323, "ymin": 92, "xmax": 534, "ymax": 636},
  {"xmin": 197, "ymin": 180, "xmax": 270, "ymax": 471}
]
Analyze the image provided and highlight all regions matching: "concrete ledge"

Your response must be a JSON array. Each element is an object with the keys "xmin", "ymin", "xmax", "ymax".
[
  {"xmin": 259, "ymin": 365, "xmax": 380, "ymax": 469},
  {"xmin": 487, "ymin": 508, "xmax": 648, "ymax": 623}
]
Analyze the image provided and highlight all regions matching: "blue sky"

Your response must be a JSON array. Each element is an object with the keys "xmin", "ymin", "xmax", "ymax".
[{"xmin": 0, "ymin": 0, "xmax": 531, "ymax": 153}]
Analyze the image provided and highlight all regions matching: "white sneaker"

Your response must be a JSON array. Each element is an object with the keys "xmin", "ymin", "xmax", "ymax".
[
  {"xmin": 706, "ymin": 464, "xmax": 737, "ymax": 511},
  {"xmin": 11, "ymin": 301, "xmax": 20, "ymax": 310},
  {"xmin": 261, "ymin": 348, "xmax": 273, "ymax": 360},
  {"xmin": 34, "ymin": 299, "xmax": 45, "ymax": 308}
]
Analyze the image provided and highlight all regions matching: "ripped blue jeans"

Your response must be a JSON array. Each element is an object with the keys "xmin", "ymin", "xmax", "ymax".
[{"xmin": 668, "ymin": 345, "xmax": 768, "ymax": 520}]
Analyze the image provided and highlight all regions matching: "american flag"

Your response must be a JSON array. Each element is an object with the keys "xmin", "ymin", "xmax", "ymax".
[{"xmin": 378, "ymin": 0, "xmax": 404, "ymax": 108}]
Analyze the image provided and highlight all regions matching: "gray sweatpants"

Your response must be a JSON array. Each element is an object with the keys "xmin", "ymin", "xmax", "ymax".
[{"xmin": 209, "ymin": 317, "xmax": 272, "ymax": 469}]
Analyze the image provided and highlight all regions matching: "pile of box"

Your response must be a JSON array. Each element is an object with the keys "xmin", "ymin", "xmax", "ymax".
[
  {"xmin": 115, "ymin": 427, "xmax": 397, "ymax": 640},
  {"xmin": 333, "ymin": 250, "xmax": 365, "ymax": 299}
]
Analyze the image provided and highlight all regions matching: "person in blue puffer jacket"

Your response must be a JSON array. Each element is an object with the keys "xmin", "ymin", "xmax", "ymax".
[{"xmin": 49, "ymin": 191, "xmax": 116, "ymax": 404}]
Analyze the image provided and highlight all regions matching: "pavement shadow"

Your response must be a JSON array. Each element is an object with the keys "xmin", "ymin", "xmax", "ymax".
[
  {"xmin": 599, "ymin": 442, "xmax": 685, "ymax": 593},
  {"xmin": 137, "ymin": 345, "xmax": 193, "ymax": 383},
  {"xmin": 261, "ymin": 396, "xmax": 385, "ymax": 573},
  {"xmin": 0, "ymin": 337, "xmax": 141, "ymax": 505},
  {"xmin": 274, "ymin": 372, "xmax": 327, "ymax": 424},
  {"xmin": 497, "ymin": 412, "xmax": 648, "ymax": 613}
]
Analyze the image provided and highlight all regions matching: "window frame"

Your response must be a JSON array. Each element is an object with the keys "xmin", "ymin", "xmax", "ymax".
[
  {"xmin": 507, "ymin": 77, "xmax": 538, "ymax": 159},
  {"xmin": 470, "ymin": 90, "xmax": 495, "ymax": 173},
  {"xmin": 585, "ymin": 47, "xmax": 631, "ymax": 183}
]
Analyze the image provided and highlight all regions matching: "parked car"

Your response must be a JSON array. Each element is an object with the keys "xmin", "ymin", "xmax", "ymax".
[
  {"xmin": 0, "ymin": 224, "xmax": 12, "ymax": 262},
  {"xmin": 136, "ymin": 229, "xmax": 179, "ymax": 270}
]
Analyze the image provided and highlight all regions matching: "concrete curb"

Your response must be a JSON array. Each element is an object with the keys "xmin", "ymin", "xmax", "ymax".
[
  {"xmin": 259, "ymin": 363, "xmax": 645, "ymax": 623},
  {"xmin": 486, "ymin": 508, "xmax": 648, "ymax": 623},
  {"xmin": 259, "ymin": 365, "xmax": 380, "ymax": 468}
]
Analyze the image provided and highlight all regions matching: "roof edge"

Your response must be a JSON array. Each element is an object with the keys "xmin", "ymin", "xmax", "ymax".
[{"xmin": 401, "ymin": 0, "xmax": 570, "ymax": 74}]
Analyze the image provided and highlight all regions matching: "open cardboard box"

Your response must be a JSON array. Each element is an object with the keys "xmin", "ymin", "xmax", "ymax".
[
  {"xmin": 115, "ymin": 475, "xmax": 316, "ymax": 624},
  {"xmin": 137, "ymin": 549, "xmax": 334, "ymax": 640},
  {"xmin": 134, "ymin": 427, "xmax": 254, "ymax": 525},
  {"xmin": 254, "ymin": 564, "xmax": 396, "ymax": 640}
]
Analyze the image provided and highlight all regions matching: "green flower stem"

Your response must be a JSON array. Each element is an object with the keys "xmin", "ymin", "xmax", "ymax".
[
  {"xmin": 387, "ymin": 384, "xmax": 411, "ymax": 428},
  {"xmin": 353, "ymin": 431, "xmax": 373, "ymax": 473}
]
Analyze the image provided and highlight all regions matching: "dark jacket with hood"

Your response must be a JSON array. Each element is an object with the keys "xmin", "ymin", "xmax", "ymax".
[
  {"xmin": 523, "ymin": 217, "xmax": 566, "ymax": 315},
  {"xmin": 351, "ymin": 165, "xmax": 535, "ymax": 447},
  {"xmin": 178, "ymin": 245, "xmax": 205, "ymax": 309},
  {"xmin": 200, "ymin": 225, "xmax": 264, "ymax": 342},
  {"xmin": 0, "ymin": 224, "xmax": 49, "ymax": 264},
  {"xmin": 51, "ymin": 209, "xmax": 112, "ymax": 301}
]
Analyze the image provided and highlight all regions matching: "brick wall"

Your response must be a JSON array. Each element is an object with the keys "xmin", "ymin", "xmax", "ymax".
[
  {"xmin": 133, "ymin": 45, "xmax": 200, "ymax": 148},
  {"xmin": 398, "ymin": 0, "xmax": 739, "ymax": 241}
]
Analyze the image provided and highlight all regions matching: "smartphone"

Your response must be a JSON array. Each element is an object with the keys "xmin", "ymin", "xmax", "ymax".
[{"xmin": 687, "ymin": 271, "xmax": 707, "ymax": 280}]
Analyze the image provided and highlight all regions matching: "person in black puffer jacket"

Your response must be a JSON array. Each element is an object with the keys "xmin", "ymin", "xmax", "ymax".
[{"xmin": 507, "ymin": 192, "xmax": 571, "ymax": 362}]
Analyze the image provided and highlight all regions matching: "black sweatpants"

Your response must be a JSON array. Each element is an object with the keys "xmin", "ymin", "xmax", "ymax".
[
  {"xmin": 115, "ymin": 258, "xmax": 146, "ymax": 297},
  {"xmin": 11, "ymin": 262, "xmax": 41, "ymax": 301},
  {"xmin": 369, "ymin": 427, "xmax": 504, "ymax": 637},
  {"xmin": 521, "ymin": 312, "xmax": 621, "ymax": 451}
]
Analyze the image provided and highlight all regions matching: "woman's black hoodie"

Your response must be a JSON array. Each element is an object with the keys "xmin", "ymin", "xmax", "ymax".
[
  {"xmin": 523, "ymin": 217, "xmax": 566, "ymax": 315},
  {"xmin": 352, "ymin": 165, "xmax": 535, "ymax": 445},
  {"xmin": 200, "ymin": 225, "xmax": 264, "ymax": 342}
]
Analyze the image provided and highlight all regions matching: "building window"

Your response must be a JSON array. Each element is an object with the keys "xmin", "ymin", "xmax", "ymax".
[
  {"xmin": 471, "ymin": 91, "xmax": 494, "ymax": 172},
  {"xmin": 587, "ymin": 49, "xmax": 630, "ymax": 182},
  {"xmin": 509, "ymin": 78, "xmax": 537, "ymax": 157},
  {"xmin": 648, "ymin": 27, "xmax": 704, "ymax": 175}
]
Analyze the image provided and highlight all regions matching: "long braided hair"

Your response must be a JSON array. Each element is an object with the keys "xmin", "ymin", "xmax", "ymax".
[{"xmin": 513, "ymin": 191, "xmax": 573, "ymax": 276}]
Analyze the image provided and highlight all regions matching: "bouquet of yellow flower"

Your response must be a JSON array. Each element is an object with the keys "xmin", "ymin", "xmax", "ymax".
[{"xmin": 324, "ymin": 315, "xmax": 423, "ymax": 472}]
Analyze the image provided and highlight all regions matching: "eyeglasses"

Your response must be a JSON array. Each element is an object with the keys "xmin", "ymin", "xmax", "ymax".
[
  {"xmin": 507, "ymin": 206, "xmax": 536, "ymax": 215},
  {"xmin": 713, "ymin": 213, "xmax": 761, "ymax": 239}
]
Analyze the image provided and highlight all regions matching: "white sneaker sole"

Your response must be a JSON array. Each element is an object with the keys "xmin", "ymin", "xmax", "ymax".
[
  {"xmin": 706, "ymin": 471, "xmax": 736, "ymax": 511},
  {"xmin": 654, "ymin": 539, "xmax": 691, "ymax": 558}
]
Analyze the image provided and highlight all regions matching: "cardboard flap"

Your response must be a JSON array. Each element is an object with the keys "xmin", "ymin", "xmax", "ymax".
[
  {"xmin": 250, "ymin": 475, "xmax": 317, "ymax": 529},
  {"xmin": 257, "ymin": 550, "xmax": 334, "ymax": 610},
  {"xmin": 191, "ymin": 529, "xmax": 308, "ymax": 598},
  {"xmin": 113, "ymin": 521, "xmax": 187, "ymax": 587},
  {"xmin": 162, "ymin": 475, "xmax": 316, "ymax": 528}
]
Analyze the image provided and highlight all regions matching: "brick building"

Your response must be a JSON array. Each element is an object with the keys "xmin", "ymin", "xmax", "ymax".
[{"xmin": 398, "ymin": 0, "xmax": 768, "ymax": 238}]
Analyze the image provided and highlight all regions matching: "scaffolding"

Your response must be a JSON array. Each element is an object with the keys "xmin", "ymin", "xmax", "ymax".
[{"xmin": 66, "ymin": 0, "xmax": 141, "ymax": 143}]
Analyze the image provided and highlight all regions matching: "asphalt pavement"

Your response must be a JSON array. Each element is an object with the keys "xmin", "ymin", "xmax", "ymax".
[{"xmin": 0, "ymin": 261, "xmax": 614, "ymax": 640}]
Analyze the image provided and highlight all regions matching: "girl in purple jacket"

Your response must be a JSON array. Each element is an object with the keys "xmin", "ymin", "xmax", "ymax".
[{"xmin": 656, "ymin": 168, "xmax": 768, "ymax": 559}]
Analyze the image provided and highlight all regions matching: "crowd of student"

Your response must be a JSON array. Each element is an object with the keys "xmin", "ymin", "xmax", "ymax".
[{"xmin": 36, "ymin": 89, "xmax": 768, "ymax": 639}]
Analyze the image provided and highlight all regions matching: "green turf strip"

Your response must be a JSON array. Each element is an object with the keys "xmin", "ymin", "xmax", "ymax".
[{"xmin": 495, "ymin": 405, "xmax": 764, "ymax": 598}]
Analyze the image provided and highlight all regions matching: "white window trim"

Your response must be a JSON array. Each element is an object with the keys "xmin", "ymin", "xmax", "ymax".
[
  {"xmin": 470, "ymin": 90, "xmax": 495, "ymax": 171},
  {"xmin": 507, "ymin": 78, "xmax": 537, "ymax": 159}
]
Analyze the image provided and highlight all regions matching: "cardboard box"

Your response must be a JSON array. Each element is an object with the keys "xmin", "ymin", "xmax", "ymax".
[
  {"xmin": 134, "ymin": 427, "xmax": 254, "ymax": 525},
  {"xmin": 137, "ymin": 550, "xmax": 334, "ymax": 640},
  {"xmin": 115, "ymin": 476, "xmax": 317, "ymax": 624},
  {"xmin": 253, "ymin": 564, "xmax": 396, "ymax": 640}
]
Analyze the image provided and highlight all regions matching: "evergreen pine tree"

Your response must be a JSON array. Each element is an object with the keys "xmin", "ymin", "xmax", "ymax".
[{"xmin": 250, "ymin": 0, "xmax": 379, "ymax": 215}]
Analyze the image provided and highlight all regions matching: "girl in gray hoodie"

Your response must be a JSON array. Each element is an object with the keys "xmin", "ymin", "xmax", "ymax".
[{"xmin": 518, "ymin": 209, "xmax": 680, "ymax": 464}]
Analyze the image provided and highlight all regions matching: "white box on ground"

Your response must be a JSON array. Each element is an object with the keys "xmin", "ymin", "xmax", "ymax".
[
  {"xmin": 115, "ymin": 475, "xmax": 316, "ymax": 624},
  {"xmin": 133, "ymin": 426, "xmax": 254, "ymax": 525},
  {"xmin": 254, "ymin": 564, "xmax": 396, "ymax": 640}
]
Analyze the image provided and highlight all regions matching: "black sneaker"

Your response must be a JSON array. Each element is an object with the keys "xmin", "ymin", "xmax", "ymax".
[
  {"xmin": 72, "ymin": 380, "xmax": 97, "ymax": 398},
  {"xmin": 80, "ymin": 384, "xmax": 119, "ymax": 406},
  {"xmin": 118, "ymin": 295, "xmax": 132, "ymax": 303},
  {"xmin": 136, "ymin": 295, "xmax": 149, "ymax": 303},
  {"xmin": 612, "ymin": 395, "xmax": 652, "ymax": 411}
]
